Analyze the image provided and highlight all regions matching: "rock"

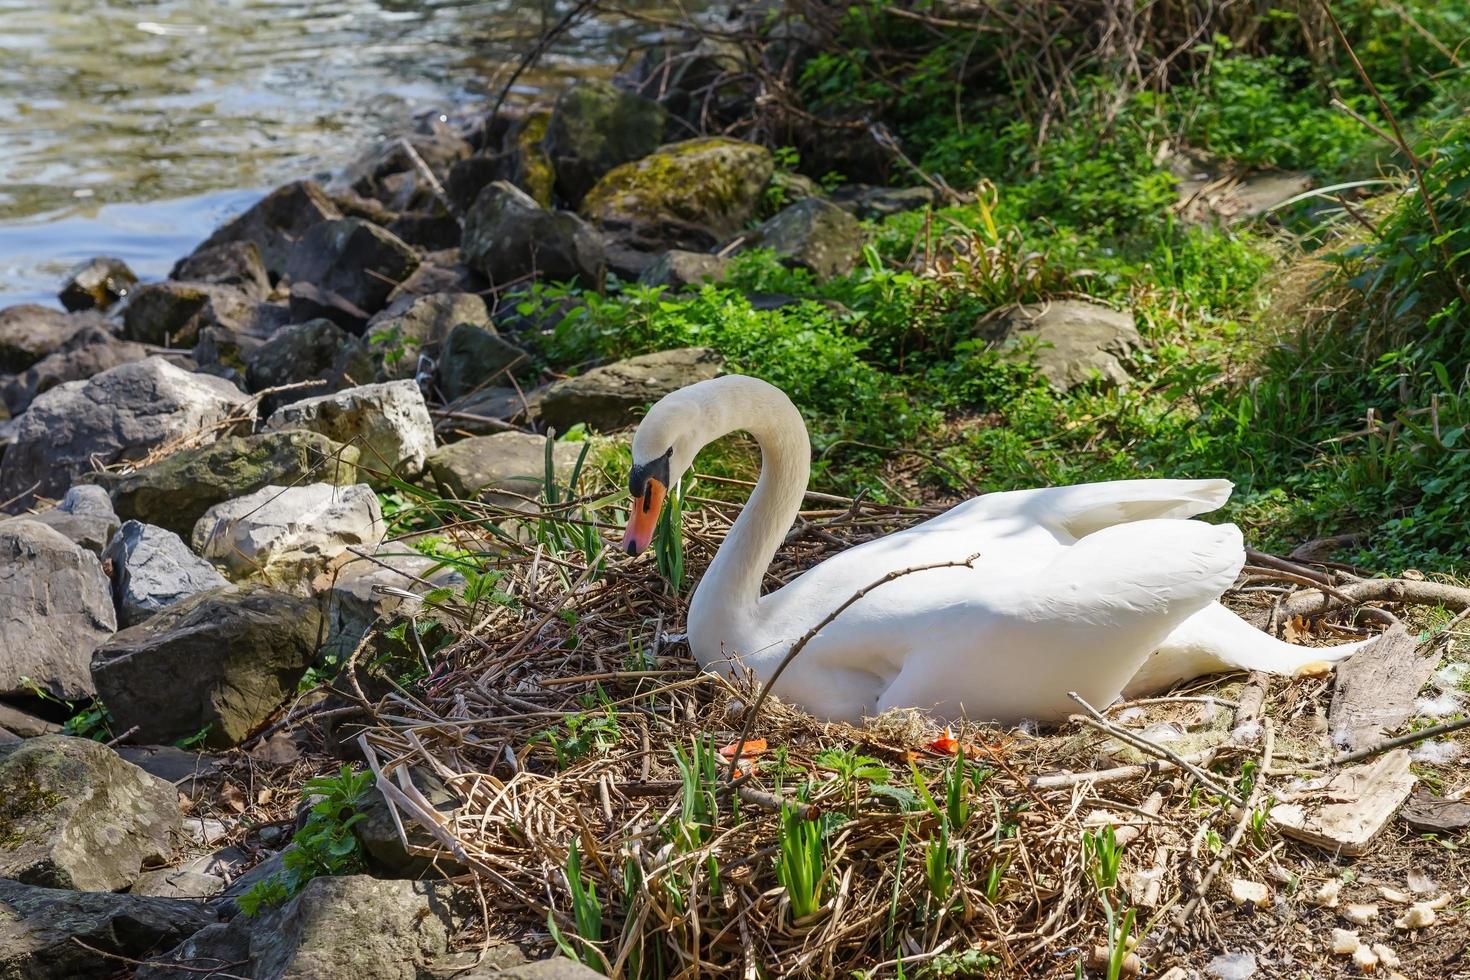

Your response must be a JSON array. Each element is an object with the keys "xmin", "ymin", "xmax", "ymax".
[
  {"xmin": 580, "ymin": 137, "xmax": 773, "ymax": 252},
  {"xmin": 104, "ymin": 520, "xmax": 230, "ymax": 627},
  {"xmin": 437, "ymin": 323, "xmax": 529, "ymax": 400},
  {"xmin": 830, "ymin": 184, "xmax": 937, "ymax": 220},
  {"xmin": 462, "ymin": 182, "xmax": 606, "ymax": 288},
  {"xmin": 0, "ymin": 735, "xmax": 181, "ymax": 890},
  {"xmin": 193, "ymin": 483, "xmax": 384, "ymax": 584},
  {"xmin": 461, "ymin": 960, "xmax": 607, "ymax": 980},
  {"xmin": 0, "ymin": 878, "xmax": 215, "ymax": 980},
  {"xmin": 91, "ymin": 585, "xmax": 326, "ymax": 748},
  {"xmin": 0, "ymin": 703, "xmax": 60, "ymax": 738},
  {"xmin": 130, "ymin": 867, "xmax": 227, "ymax": 899},
  {"xmin": 341, "ymin": 122, "xmax": 473, "ymax": 207},
  {"xmin": 99, "ymin": 429, "xmax": 360, "ymax": 538},
  {"xmin": 318, "ymin": 549, "xmax": 463, "ymax": 666},
  {"xmin": 447, "ymin": 153, "xmax": 507, "ymax": 215},
  {"xmin": 287, "ymin": 280, "xmax": 375, "ymax": 334},
  {"xmin": 386, "ymin": 206, "xmax": 461, "ymax": 251},
  {"xmin": 365, "ymin": 292, "xmax": 492, "ymax": 381},
  {"xmin": 440, "ymin": 386, "xmax": 535, "ymax": 436},
  {"xmin": 355, "ymin": 770, "xmax": 463, "ymax": 877},
  {"xmin": 121, "ymin": 280, "xmax": 258, "ymax": 347},
  {"xmin": 285, "ymin": 218, "xmax": 420, "ymax": 318},
  {"xmin": 424, "ymin": 432, "xmax": 581, "ymax": 504},
  {"xmin": 192, "ymin": 179, "xmax": 343, "ymax": 280},
  {"xmin": 734, "ymin": 197, "xmax": 864, "ymax": 281},
  {"xmin": 977, "ymin": 301, "xmax": 1143, "ymax": 391},
  {"xmin": 1, "ymin": 324, "xmax": 151, "ymax": 416},
  {"xmin": 506, "ymin": 110, "xmax": 555, "ymax": 207},
  {"xmin": 58, "ymin": 256, "xmax": 138, "ymax": 312},
  {"xmin": 137, "ymin": 875, "xmax": 456, "ymax": 980},
  {"xmin": 0, "ymin": 357, "xmax": 251, "ymax": 506},
  {"xmin": 114, "ymin": 744, "xmax": 221, "ymax": 798},
  {"xmin": 386, "ymin": 249, "xmax": 484, "ymax": 302},
  {"xmin": 638, "ymin": 249, "xmax": 731, "ymax": 290},
  {"xmin": 0, "ymin": 304, "xmax": 109, "ymax": 373},
  {"xmin": 1177, "ymin": 170, "xmax": 1315, "ymax": 225},
  {"xmin": 246, "ymin": 318, "xmax": 375, "ymax": 412},
  {"xmin": 0, "ymin": 521, "xmax": 116, "ymax": 699},
  {"xmin": 190, "ymin": 302, "xmax": 292, "ymax": 380},
  {"xmin": 545, "ymin": 80, "xmax": 669, "ymax": 206},
  {"xmin": 171, "ymin": 240, "xmax": 272, "ymax": 299},
  {"xmin": 9, "ymin": 484, "xmax": 120, "ymax": 555},
  {"xmin": 264, "ymin": 380, "xmax": 435, "ymax": 486},
  {"xmin": 538, "ymin": 347, "xmax": 724, "ymax": 432}
]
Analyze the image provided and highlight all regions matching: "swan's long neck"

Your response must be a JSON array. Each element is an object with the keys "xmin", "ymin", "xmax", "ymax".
[{"xmin": 683, "ymin": 377, "xmax": 811, "ymax": 627}]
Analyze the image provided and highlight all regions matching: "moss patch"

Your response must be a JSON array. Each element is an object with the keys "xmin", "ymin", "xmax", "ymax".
[
  {"xmin": 579, "ymin": 137, "xmax": 773, "ymax": 239},
  {"xmin": 0, "ymin": 756, "xmax": 65, "ymax": 850},
  {"xmin": 516, "ymin": 111, "xmax": 555, "ymax": 208}
]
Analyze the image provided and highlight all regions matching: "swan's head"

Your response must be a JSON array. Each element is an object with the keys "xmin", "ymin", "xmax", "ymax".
[{"xmin": 622, "ymin": 384, "xmax": 708, "ymax": 555}]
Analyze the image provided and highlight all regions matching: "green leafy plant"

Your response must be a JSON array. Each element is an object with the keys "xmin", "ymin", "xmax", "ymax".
[
  {"xmin": 775, "ymin": 799, "xmax": 828, "ymax": 921},
  {"xmin": 669, "ymin": 736, "xmax": 721, "ymax": 852},
  {"xmin": 549, "ymin": 839, "xmax": 606, "ymax": 973},
  {"xmin": 814, "ymin": 746, "xmax": 891, "ymax": 806}
]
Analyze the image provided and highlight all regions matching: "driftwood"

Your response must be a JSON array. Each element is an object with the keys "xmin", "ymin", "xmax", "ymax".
[
  {"xmin": 1271, "ymin": 750, "xmax": 1417, "ymax": 856},
  {"xmin": 1327, "ymin": 626, "xmax": 1435, "ymax": 750},
  {"xmin": 1280, "ymin": 577, "xmax": 1470, "ymax": 621}
]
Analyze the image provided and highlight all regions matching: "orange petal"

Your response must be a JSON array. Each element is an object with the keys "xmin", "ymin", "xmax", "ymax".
[
  {"xmin": 925, "ymin": 726, "xmax": 959, "ymax": 754},
  {"xmin": 719, "ymin": 738, "xmax": 768, "ymax": 759}
]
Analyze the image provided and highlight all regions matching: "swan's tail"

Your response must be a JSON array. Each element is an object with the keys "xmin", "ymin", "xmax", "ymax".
[{"xmin": 1123, "ymin": 601, "xmax": 1374, "ymax": 698}]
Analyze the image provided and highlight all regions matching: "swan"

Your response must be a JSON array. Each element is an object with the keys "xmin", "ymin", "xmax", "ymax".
[{"xmin": 620, "ymin": 375, "xmax": 1371, "ymax": 725}]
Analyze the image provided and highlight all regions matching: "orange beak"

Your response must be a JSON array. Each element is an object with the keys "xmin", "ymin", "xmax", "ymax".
[{"xmin": 622, "ymin": 478, "xmax": 667, "ymax": 556}]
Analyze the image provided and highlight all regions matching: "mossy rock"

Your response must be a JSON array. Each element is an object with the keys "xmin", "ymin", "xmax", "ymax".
[
  {"xmin": 513, "ymin": 111, "xmax": 556, "ymax": 208},
  {"xmin": 544, "ymin": 80, "xmax": 668, "ymax": 206},
  {"xmin": 580, "ymin": 137, "xmax": 773, "ymax": 252}
]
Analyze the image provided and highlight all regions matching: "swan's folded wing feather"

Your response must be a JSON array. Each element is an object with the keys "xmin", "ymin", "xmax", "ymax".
[{"xmin": 1016, "ymin": 478, "xmax": 1235, "ymax": 539}]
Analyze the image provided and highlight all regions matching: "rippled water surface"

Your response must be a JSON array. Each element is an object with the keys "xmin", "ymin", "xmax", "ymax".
[{"xmin": 0, "ymin": 0, "xmax": 662, "ymax": 306}]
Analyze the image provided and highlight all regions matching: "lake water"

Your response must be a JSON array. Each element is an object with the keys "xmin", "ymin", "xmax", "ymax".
[{"xmin": 0, "ymin": 0, "xmax": 665, "ymax": 307}]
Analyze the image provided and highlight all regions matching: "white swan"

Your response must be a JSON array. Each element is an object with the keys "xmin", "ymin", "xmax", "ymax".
[{"xmin": 620, "ymin": 375, "xmax": 1370, "ymax": 725}]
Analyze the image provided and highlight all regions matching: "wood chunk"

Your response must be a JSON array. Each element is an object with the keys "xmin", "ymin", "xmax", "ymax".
[
  {"xmin": 1328, "ymin": 626, "xmax": 1434, "ymax": 750},
  {"xmin": 1270, "ymin": 750, "xmax": 1416, "ymax": 856},
  {"xmin": 1400, "ymin": 786, "xmax": 1470, "ymax": 834}
]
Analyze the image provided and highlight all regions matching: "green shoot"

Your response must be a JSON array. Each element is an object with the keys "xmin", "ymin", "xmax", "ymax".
[{"xmin": 775, "ymin": 800, "xmax": 827, "ymax": 921}]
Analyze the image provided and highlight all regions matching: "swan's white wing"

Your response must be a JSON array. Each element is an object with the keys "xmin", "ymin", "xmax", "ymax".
[{"xmin": 1011, "ymin": 478, "xmax": 1235, "ymax": 539}]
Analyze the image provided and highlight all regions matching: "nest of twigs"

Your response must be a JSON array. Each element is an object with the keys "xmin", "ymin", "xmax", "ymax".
[{"xmin": 344, "ymin": 471, "xmax": 1470, "ymax": 979}]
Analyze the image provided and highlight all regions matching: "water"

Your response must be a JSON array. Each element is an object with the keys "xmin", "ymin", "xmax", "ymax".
[{"xmin": 0, "ymin": 0, "xmax": 665, "ymax": 307}]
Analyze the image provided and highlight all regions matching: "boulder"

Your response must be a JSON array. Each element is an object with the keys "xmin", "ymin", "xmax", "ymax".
[
  {"xmin": 462, "ymin": 182, "xmax": 605, "ymax": 288},
  {"xmin": 99, "ymin": 429, "xmax": 360, "ymax": 538},
  {"xmin": 830, "ymin": 183, "xmax": 936, "ymax": 220},
  {"xmin": 1, "ymin": 325, "xmax": 151, "ymax": 416},
  {"xmin": 978, "ymin": 300, "xmax": 1143, "ymax": 391},
  {"xmin": 507, "ymin": 110, "xmax": 555, "ymax": 207},
  {"xmin": 0, "ymin": 357, "xmax": 252, "ymax": 505},
  {"xmin": 386, "ymin": 205, "xmax": 461, "ymax": 251},
  {"xmin": 318, "ymin": 548, "xmax": 463, "ymax": 666},
  {"xmin": 734, "ymin": 197, "xmax": 864, "ymax": 281},
  {"xmin": 0, "ymin": 521, "xmax": 116, "ymax": 700},
  {"xmin": 285, "ymin": 218, "xmax": 420, "ymax": 318},
  {"xmin": 580, "ymin": 137, "xmax": 773, "ymax": 252},
  {"xmin": 538, "ymin": 347, "xmax": 724, "ymax": 432},
  {"xmin": 386, "ymin": 249, "xmax": 484, "ymax": 302},
  {"xmin": 366, "ymin": 292, "xmax": 492, "ymax": 381},
  {"xmin": 194, "ymin": 483, "xmax": 384, "ymax": 583},
  {"xmin": 0, "ymin": 735, "xmax": 181, "ymax": 890},
  {"xmin": 10, "ymin": 484, "xmax": 120, "ymax": 555},
  {"xmin": 136, "ymin": 875, "xmax": 457, "ymax": 980},
  {"xmin": 264, "ymin": 380, "xmax": 435, "ymax": 486},
  {"xmin": 171, "ymin": 240, "xmax": 272, "ymax": 299},
  {"xmin": 447, "ymin": 152, "xmax": 508, "ymax": 214},
  {"xmin": 545, "ymin": 80, "xmax": 669, "ymax": 205},
  {"xmin": 355, "ymin": 771, "xmax": 462, "ymax": 877},
  {"xmin": 425, "ymin": 432, "xmax": 580, "ymax": 504},
  {"xmin": 440, "ymin": 385, "xmax": 536, "ymax": 436},
  {"xmin": 114, "ymin": 744, "xmax": 221, "ymax": 799},
  {"xmin": 0, "ymin": 703, "xmax": 60, "ymax": 738},
  {"xmin": 463, "ymin": 961, "xmax": 607, "ymax": 980},
  {"xmin": 0, "ymin": 304, "xmax": 109, "ymax": 373},
  {"xmin": 91, "ymin": 585, "xmax": 326, "ymax": 748},
  {"xmin": 638, "ymin": 249, "xmax": 731, "ymax": 290},
  {"xmin": 191, "ymin": 179, "xmax": 343, "ymax": 280},
  {"xmin": 0, "ymin": 878, "xmax": 215, "ymax": 980},
  {"xmin": 246, "ymin": 318, "xmax": 374, "ymax": 411},
  {"xmin": 58, "ymin": 256, "xmax": 138, "ymax": 312},
  {"xmin": 437, "ymin": 322, "xmax": 529, "ymax": 400},
  {"xmin": 120, "ymin": 280, "xmax": 259, "ymax": 347},
  {"xmin": 130, "ymin": 866, "xmax": 227, "ymax": 899},
  {"xmin": 104, "ymin": 520, "xmax": 230, "ymax": 627},
  {"xmin": 190, "ymin": 302, "xmax": 292, "ymax": 380},
  {"xmin": 341, "ymin": 122, "xmax": 473, "ymax": 208}
]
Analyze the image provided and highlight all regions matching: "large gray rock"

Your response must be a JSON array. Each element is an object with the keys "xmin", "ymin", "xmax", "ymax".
[
  {"xmin": 440, "ymin": 386, "xmax": 536, "ymax": 436},
  {"xmin": 830, "ymin": 183, "xmax": 936, "ymax": 220},
  {"xmin": 318, "ymin": 548, "xmax": 463, "ymax": 666},
  {"xmin": 0, "ymin": 357, "xmax": 251, "ymax": 505},
  {"xmin": 437, "ymin": 322, "xmax": 529, "ymax": 400},
  {"xmin": 91, "ymin": 585, "xmax": 326, "ymax": 748},
  {"xmin": 99, "ymin": 429, "xmax": 360, "ymax": 538},
  {"xmin": 9, "ymin": 484, "xmax": 120, "ymax": 555},
  {"xmin": 462, "ymin": 182, "xmax": 605, "ymax": 288},
  {"xmin": 0, "ymin": 521, "xmax": 116, "ymax": 699},
  {"xmin": 545, "ymin": 80, "xmax": 669, "ymax": 205},
  {"xmin": 246, "ymin": 318, "xmax": 374, "ymax": 412},
  {"xmin": 194, "ymin": 483, "xmax": 384, "ymax": 584},
  {"xmin": 191, "ymin": 179, "xmax": 343, "ymax": 280},
  {"xmin": 461, "ymin": 961, "xmax": 606, "ymax": 980},
  {"xmin": 0, "ymin": 878, "xmax": 215, "ymax": 980},
  {"xmin": 735, "ymin": 197, "xmax": 864, "ymax": 281},
  {"xmin": 0, "ymin": 703, "xmax": 60, "ymax": 738},
  {"xmin": 264, "ymin": 380, "xmax": 435, "ymax": 486},
  {"xmin": 137, "ymin": 875, "xmax": 457, "ymax": 980},
  {"xmin": 58, "ymin": 256, "xmax": 138, "ymax": 312},
  {"xmin": 978, "ymin": 300, "xmax": 1143, "ymax": 391},
  {"xmin": 425, "ymin": 432, "xmax": 580, "ymax": 505},
  {"xmin": 0, "ymin": 304, "xmax": 109, "ymax": 373},
  {"xmin": 366, "ymin": 292, "xmax": 492, "ymax": 381},
  {"xmin": 130, "ymin": 866, "xmax": 227, "ymax": 899},
  {"xmin": 638, "ymin": 249, "xmax": 730, "ymax": 290},
  {"xmin": 1, "ymin": 324, "xmax": 151, "ymax": 416},
  {"xmin": 172, "ymin": 239, "xmax": 272, "ymax": 298},
  {"xmin": 0, "ymin": 735, "xmax": 181, "ymax": 890},
  {"xmin": 104, "ymin": 520, "xmax": 230, "ymax": 627},
  {"xmin": 580, "ymin": 137, "xmax": 773, "ymax": 252},
  {"xmin": 538, "ymin": 347, "xmax": 724, "ymax": 432},
  {"xmin": 285, "ymin": 218, "xmax": 420, "ymax": 318},
  {"xmin": 120, "ymin": 281, "xmax": 258, "ymax": 347}
]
